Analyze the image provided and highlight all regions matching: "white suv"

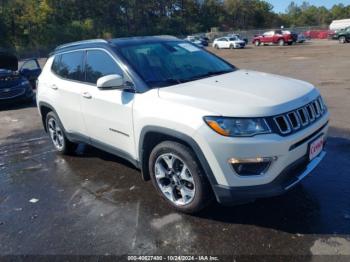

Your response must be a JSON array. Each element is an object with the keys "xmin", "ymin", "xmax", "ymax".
[{"xmin": 37, "ymin": 36, "xmax": 329, "ymax": 213}]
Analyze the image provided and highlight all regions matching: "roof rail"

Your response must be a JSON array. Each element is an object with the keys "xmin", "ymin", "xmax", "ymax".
[{"xmin": 55, "ymin": 39, "xmax": 109, "ymax": 51}]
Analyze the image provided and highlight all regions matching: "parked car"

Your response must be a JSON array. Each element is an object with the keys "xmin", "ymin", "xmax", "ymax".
[
  {"xmin": 37, "ymin": 36, "xmax": 329, "ymax": 213},
  {"xmin": 0, "ymin": 51, "xmax": 41, "ymax": 104},
  {"xmin": 296, "ymin": 33, "xmax": 306, "ymax": 43},
  {"xmin": 253, "ymin": 30, "xmax": 296, "ymax": 46},
  {"xmin": 333, "ymin": 26, "xmax": 350, "ymax": 43},
  {"xmin": 199, "ymin": 36, "xmax": 209, "ymax": 46},
  {"xmin": 227, "ymin": 34, "xmax": 248, "ymax": 44},
  {"xmin": 213, "ymin": 36, "xmax": 246, "ymax": 49},
  {"xmin": 186, "ymin": 36, "xmax": 207, "ymax": 47}
]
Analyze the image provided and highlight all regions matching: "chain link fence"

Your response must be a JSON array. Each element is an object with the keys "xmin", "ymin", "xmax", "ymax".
[
  {"xmin": 194, "ymin": 26, "xmax": 330, "ymax": 42},
  {"xmin": 11, "ymin": 25, "xmax": 332, "ymax": 59}
]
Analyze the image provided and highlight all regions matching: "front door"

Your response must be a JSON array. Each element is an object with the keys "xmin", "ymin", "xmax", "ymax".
[
  {"xmin": 80, "ymin": 50, "xmax": 136, "ymax": 158},
  {"xmin": 20, "ymin": 59, "xmax": 42, "ymax": 88}
]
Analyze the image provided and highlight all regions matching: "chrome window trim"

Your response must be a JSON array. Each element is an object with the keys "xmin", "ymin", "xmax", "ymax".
[{"xmin": 49, "ymin": 47, "xmax": 148, "ymax": 93}]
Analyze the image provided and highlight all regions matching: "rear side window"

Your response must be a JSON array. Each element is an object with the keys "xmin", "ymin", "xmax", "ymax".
[
  {"xmin": 52, "ymin": 51, "xmax": 84, "ymax": 81},
  {"xmin": 85, "ymin": 50, "xmax": 123, "ymax": 84},
  {"xmin": 51, "ymin": 55, "xmax": 61, "ymax": 75}
]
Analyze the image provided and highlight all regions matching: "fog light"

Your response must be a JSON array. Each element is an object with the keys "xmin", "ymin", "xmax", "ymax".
[{"xmin": 228, "ymin": 157, "xmax": 277, "ymax": 176}]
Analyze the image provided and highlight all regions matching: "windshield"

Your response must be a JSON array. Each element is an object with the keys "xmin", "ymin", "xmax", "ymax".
[
  {"xmin": 229, "ymin": 37, "xmax": 238, "ymax": 41},
  {"xmin": 117, "ymin": 41, "xmax": 235, "ymax": 88}
]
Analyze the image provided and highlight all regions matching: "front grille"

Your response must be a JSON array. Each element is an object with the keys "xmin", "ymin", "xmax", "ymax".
[
  {"xmin": 0, "ymin": 87, "xmax": 25, "ymax": 99},
  {"xmin": 272, "ymin": 97, "xmax": 327, "ymax": 136}
]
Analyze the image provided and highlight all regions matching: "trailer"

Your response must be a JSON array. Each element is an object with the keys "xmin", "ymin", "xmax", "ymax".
[{"xmin": 330, "ymin": 19, "xmax": 350, "ymax": 31}]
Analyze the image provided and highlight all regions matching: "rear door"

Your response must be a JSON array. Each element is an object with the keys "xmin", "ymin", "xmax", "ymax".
[
  {"xmin": 49, "ymin": 51, "xmax": 86, "ymax": 135},
  {"xmin": 79, "ymin": 49, "xmax": 136, "ymax": 158}
]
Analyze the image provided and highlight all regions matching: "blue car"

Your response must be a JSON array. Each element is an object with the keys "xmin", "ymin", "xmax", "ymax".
[{"xmin": 0, "ymin": 51, "xmax": 41, "ymax": 104}]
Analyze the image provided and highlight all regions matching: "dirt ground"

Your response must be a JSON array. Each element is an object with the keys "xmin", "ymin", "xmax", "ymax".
[{"xmin": 1, "ymin": 40, "xmax": 350, "ymax": 259}]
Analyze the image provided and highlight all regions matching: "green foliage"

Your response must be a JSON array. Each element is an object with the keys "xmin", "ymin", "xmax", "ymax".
[{"xmin": 0, "ymin": 0, "xmax": 349, "ymax": 55}]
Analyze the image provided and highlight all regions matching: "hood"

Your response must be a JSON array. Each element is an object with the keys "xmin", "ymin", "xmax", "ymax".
[
  {"xmin": 158, "ymin": 70, "xmax": 319, "ymax": 117},
  {"xmin": 0, "ymin": 52, "xmax": 18, "ymax": 71}
]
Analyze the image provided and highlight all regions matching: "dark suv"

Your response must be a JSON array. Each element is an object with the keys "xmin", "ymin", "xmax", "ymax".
[
  {"xmin": 0, "ymin": 51, "xmax": 41, "ymax": 104},
  {"xmin": 335, "ymin": 27, "xmax": 350, "ymax": 43}
]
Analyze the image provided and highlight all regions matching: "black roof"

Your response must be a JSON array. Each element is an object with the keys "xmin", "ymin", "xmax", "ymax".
[{"xmin": 52, "ymin": 35, "xmax": 179, "ymax": 55}]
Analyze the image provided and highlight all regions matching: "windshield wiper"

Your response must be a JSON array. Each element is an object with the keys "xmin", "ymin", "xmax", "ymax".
[
  {"xmin": 183, "ymin": 70, "xmax": 233, "ymax": 82},
  {"xmin": 146, "ymin": 78, "xmax": 183, "ymax": 87}
]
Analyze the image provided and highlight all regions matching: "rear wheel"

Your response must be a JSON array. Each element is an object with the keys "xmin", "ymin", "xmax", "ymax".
[
  {"xmin": 214, "ymin": 44, "xmax": 219, "ymax": 49},
  {"xmin": 149, "ymin": 141, "xmax": 213, "ymax": 214},
  {"xmin": 46, "ymin": 111, "xmax": 77, "ymax": 155},
  {"xmin": 230, "ymin": 44, "xmax": 234, "ymax": 49},
  {"xmin": 339, "ymin": 36, "xmax": 346, "ymax": 44},
  {"xmin": 278, "ymin": 39, "xmax": 285, "ymax": 46},
  {"xmin": 254, "ymin": 41, "xmax": 260, "ymax": 46}
]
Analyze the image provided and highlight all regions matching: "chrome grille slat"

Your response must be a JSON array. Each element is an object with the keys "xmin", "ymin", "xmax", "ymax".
[
  {"xmin": 297, "ymin": 108, "xmax": 309, "ymax": 126},
  {"xmin": 306, "ymin": 104, "xmax": 316, "ymax": 122},
  {"xmin": 274, "ymin": 115, "xmax": 291, "ymax": 134},
  {"xmin": 273, "ymin": 97, "xmax": 326, "ymax": 136},
  {"xmin": 287, "ymin": 111, "xmax": 301, "ymax": 130}
]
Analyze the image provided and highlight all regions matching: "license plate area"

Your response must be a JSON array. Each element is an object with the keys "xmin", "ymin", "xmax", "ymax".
[{"xmin": 308, "ymin": 134, "xmax": 324, "ymax": 161}]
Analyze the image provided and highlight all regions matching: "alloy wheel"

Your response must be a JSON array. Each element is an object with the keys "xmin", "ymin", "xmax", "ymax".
[
  {"xmin": 48, "ymin": 118, "xmax": 64, "ymax": 150},
  {"xmin": 154, "ymin": 153, "xmax": 195, "ymax": 206}
]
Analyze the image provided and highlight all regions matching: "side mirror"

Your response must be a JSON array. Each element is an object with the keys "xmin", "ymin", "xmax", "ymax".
[{"xmin": 97, "ymin": 74, "xmax": 124, "ymax": 90}]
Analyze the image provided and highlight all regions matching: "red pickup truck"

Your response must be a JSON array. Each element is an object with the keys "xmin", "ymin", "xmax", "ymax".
[{"xmin": 253, "ymin": 30, "xmax": 296, "ymax": 46}]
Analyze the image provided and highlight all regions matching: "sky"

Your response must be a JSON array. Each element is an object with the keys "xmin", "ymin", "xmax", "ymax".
[{"xmin": 267, "ymin": 0, "xmax": 350, "ymax": 13}]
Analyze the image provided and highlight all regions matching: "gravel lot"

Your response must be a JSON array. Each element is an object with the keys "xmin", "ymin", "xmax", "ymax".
[{"xmin": 1, "ymin": 40, "xmax": 349, "ymax": 259}]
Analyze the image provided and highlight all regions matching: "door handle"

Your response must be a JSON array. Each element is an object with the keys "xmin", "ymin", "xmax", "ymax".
[
  {"xmin": 82, "ymin": 92, "xmax": 92, "ymax": 99},
  {"xmin": 50, "ymin": 84, "xmax": 58, "ymax": 90}
]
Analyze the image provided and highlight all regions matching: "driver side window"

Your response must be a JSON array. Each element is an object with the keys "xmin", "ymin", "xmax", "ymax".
[{"xmin": 84, "ymin": 50, "xmax": 123, "ymax": 84}]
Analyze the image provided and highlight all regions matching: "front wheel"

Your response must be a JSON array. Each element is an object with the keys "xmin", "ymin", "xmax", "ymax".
[
  {"xmin": 278, "ymin": 39, "xmax": 285, "ymax": 46},
  {"xmin": 214, "ymin": 44, "xmax": 219, "ymax": 49},
  {"xmin": 149, "ymin": 141, "xmax": 213, "ymax": 214},
  {"xmin": 254, "ymin": 41, "xmax": 260, "ymax": 46},
  {"xmin": 339, "ymin": 36, "xmax": 347, "ymax": 44},
  {"xmin": 46, "ymin": 111, "xmax": 77, "ymax": 155}
]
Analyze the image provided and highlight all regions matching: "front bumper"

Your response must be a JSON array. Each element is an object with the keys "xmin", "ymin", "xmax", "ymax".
[
  {"xmin": 194, "ymin": 112, "xmax": 329, "ymax": 203},
  {"xmin": 0, "ymin": 85, "xmax": 33, "ymax": 103},
  {"xmin": 213, "ymin": 151, "xmax": 326, "ymax": 204}
]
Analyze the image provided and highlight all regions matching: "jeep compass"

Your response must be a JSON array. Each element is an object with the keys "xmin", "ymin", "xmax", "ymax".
[{"xmin": 37, "ymin": 36, "xmax": 329, "ymax": 213}]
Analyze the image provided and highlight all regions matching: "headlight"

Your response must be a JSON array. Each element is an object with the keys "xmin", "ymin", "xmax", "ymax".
[{"xmin": 204, "ymin": 116, "xmax": 271, "ymax": 137}]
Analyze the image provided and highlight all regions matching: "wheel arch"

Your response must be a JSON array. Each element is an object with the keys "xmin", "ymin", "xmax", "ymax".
[
  {"xmin": 138, "ymin": 126, "xmax": 218, "ymax": 188},
  {"xmin": 38, "ymin": 102, "xmax": 56, "ymax": 132},
  {"xmin": 38, "ymin": 102, "xmax": 67, "ymax": 135}
]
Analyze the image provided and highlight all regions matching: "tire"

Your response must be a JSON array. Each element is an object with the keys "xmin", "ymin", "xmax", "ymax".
[
  {"xmin": 254, "ymin": 41, "xmax": 260, "ymax": 46},
  {"xmin": 214, "ymin": 44, "xmax": 219, "ymax": 49},
  {"xmin": 278, "ymin": 39, "xmax": 285, "ymax": 46},
  {"xmin": 230, "ymin": 44, "xmax": 234, "ymax": 49},
  {"xmin": 149, "ymin": 141, "xmax": 213, "ymax": 214},
  {"xmin": 45, "ymin": 111, "xmax": 77, "ymax": 155},
  {"xmin": 339, "ymin": 36, "xmax": 346, "ymax": 44}
]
